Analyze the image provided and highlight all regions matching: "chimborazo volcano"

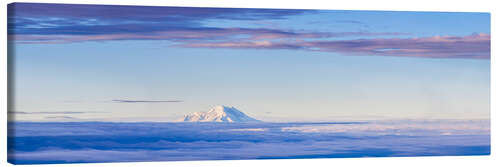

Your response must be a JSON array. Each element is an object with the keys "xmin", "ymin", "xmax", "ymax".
[{"xmin": 178, "ymin": 105, "xmax": 261, "ymax": 122}]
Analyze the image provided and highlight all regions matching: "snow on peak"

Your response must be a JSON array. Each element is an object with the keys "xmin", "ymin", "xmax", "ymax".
[{"xmin": 178, "ymin": 105, "xmax": 261, "ymax": 123}]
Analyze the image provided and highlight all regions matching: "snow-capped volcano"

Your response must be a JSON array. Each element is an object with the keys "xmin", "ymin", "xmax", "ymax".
[{"xmin": 178, "ymin": 106, "xmax": 260, "ymax": 122}]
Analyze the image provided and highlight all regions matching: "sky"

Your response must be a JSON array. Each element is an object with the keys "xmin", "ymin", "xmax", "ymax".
[{"xmin": 7, "ymin": 3, "xmax": 490, "ymax": 122}]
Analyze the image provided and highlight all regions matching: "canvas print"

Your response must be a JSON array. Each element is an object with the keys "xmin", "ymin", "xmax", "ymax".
[{"xmin": 7, "ymin": 3, "xmax": 490, "ymax": 164}]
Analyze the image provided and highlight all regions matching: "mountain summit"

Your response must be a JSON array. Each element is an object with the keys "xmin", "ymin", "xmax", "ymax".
[{"xmin": 178, "ymin": 106, "xmax": 260, "ymax": 122}]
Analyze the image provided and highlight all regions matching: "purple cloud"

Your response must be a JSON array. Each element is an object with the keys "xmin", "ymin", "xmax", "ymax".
[
  {"xmin": 8, "ymin": 3, "xmax": 314, "ymax": 36},
  {"xmin": 9, "ymin": 28, "xmax": 406, "ymax": 44},
  {"xmin": 8, "ymin": 3, "xmax": 407, "ymax": 45},
  {"xmin": 7, "ymin": 3, "xmax": 490, "ymax": 60}
]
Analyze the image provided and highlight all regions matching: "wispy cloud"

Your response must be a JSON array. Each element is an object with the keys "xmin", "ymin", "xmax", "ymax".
[
  {"xmin": 8, "ymin": 111, "xmax": 104, "ymax": 114},
  {"xmin": 44, "ymin": 116, "xmax": 77, "ymax": 120},
  {"xmin": 335, "ymin": 20, "xmax": 370, "ymax": 29},
  {"xmin": 112, "ymin": 99, "xmax": 183, "ymax": 103},
  {"xmin": 8, "ymin": 28, "xmax": 407, "ymax": 44},
  {"xmin": 303, "ymin": 33, "xmax": 490, "ymax": 59},
  {"xmin": 183, "ymin": 33, "xmax": 490, "ymax": 59},
  {"xmin": 335, "ymin": 20, "xmax": 365, "ymax": 25}
]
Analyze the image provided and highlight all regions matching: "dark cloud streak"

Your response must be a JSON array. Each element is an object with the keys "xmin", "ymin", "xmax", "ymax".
[
  {"xmin": 8, "ymin": 3, "xmax": 315, "ymax": 35},
  {"xmin": 112, "ymin": 99, "xmax": 183, "ymax": 103},
  {"xmin": 44, "ymin": 116, "xmax": 77, "ymax": 120},
  {"xmin": 8, "ymin": 111, "xmax": 104, "ymax": 114}
]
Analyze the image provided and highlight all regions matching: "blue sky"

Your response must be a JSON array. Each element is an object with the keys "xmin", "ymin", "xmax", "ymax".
[{"xmin": 7, "ymin": 3, "xmax": 490, "ymax": 122}]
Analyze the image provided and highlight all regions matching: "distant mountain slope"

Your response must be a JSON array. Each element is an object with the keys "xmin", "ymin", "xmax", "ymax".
[{"xmin": 178, "ymin": 106, "xmax": 261, "ymax": 122}]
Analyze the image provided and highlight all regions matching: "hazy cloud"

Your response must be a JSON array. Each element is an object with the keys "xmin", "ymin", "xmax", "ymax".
[
  {"xmin": 44, "ymin": 116, "xmax": 77, "ymax": 120},
  {"xmin": 112, "ymin": 99, "xmax": 183, "ymax": 103},
  {"xmin": 8, "ymin": 111, "xmax": 104, "ymax": 114},
  {"xmin": 335, "ymin": 20, "xmax": 370, "ymax": 29}
]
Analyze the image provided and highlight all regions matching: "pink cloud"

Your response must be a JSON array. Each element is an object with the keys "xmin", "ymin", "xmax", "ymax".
[
  {"xmin": 304, "ymin": 33, "xmax": 490, "ymax": 59},
  {"xmin": 183, "ymin": 33, "xmax": 490, "ymax": 59},
  {"xmin": 9, "ymin": 26, "xmax": 489, "ymax": 59},
  {"xmin": 9, "ymin": 28, "xmax": 407, "ymax": 44}
]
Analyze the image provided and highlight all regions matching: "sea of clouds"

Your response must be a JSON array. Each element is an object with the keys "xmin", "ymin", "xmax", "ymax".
[{"xmin": 7, "ymin": 120, "xmax": 490, "ymax": 164}]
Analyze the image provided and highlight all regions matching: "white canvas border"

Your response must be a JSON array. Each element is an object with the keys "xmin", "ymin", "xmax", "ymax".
[{"xmin": 0, "ymin": 0, "xmax": 497, "ymax": 166}]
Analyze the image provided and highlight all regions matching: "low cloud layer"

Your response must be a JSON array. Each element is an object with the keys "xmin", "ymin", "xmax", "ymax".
[{"xmin": 8, "ymin": 120, "xmax": 490, "ymax": 164}]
